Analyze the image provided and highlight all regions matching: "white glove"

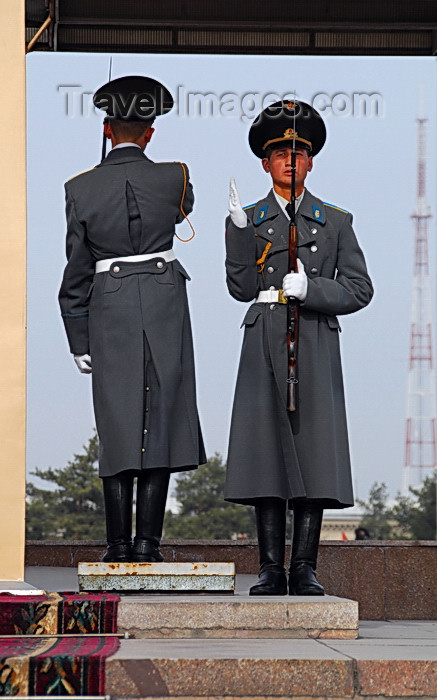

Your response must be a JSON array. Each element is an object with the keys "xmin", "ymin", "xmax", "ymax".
[
  {"xmin": 74, "ymin": 354, "xmax": 92, "ymax": 374},
  {"xmin": 282, "ymin": 259, "xmax": 308, "ymax": 301},
  {"xmin": 228, "ymin": 177, "xmax": 247, "ymax": 228}
]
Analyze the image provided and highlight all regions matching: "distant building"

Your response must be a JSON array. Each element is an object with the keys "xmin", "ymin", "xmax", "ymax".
[{"xmin": 321, "ymin": 507, "xmax": 364, "ymax": 540}]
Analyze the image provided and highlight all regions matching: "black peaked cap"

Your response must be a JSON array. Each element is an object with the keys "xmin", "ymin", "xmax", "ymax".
[
  {"xmin": 93, "ymin": 75, "xmax": 174, "ymax": 121},
  {"xmin": 249, "ymin": 100, "xmax": 326, "ymax": 158}
]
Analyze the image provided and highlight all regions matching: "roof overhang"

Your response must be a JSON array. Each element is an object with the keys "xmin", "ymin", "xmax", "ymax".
[{"xmin": 26, "ymin": 0, "xmax": 437, "ymax": 55}]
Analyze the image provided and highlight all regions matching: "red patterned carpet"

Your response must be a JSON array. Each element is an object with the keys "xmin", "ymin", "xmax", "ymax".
[
  {"xmin": 0, "ymin": 592, "xmax": 120, "ymax": 695},
  {"xmin": 0, "ymin": 592, "xmax": 119, "ymax": 635},
  {"xmin": 0, "ymin": 636, "xmax": 119, "ymax": 695}
]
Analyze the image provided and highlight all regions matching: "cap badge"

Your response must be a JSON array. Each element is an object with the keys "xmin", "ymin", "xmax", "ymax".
[{"xmin": 284, "ymin": 128, "xmax": 298, "ymax": 139}]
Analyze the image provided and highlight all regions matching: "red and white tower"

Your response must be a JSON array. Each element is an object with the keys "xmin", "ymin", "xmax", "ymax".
[{"xmin": 403, "ymin": 104, "xmax": 436, "ymax": 494}]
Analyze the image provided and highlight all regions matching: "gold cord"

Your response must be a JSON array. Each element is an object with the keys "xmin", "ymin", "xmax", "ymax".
[
  {"xmin": 256, "ymin": 239, "xmax": 273, "ymax": 273},
  {"xmin": 175, "ymin": 162, "xmax": 196, "ymax": 242}
]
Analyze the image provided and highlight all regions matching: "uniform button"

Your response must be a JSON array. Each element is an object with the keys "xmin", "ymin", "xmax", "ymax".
[
  {"xmin": 141, "ymin": 448, "xmax": 145, "ymax": 453},
  {"xmin": 267, "ymin": 266, "xmax": 274, "ymax": 273},
  {"xmin": 270, "ymin": 304, "xmax": 276, "ymax": 310},
  {"xmin": 267, "ymin": 228, "xmax": 274, "ymax": 235},
  {"xmin": 269, "ymin": 285, "xmax": 275, "ymax": 291},
  {"xmin": 113, "ymin": 266, "xmax": 120, "ymax": 273},
  {"xmin": 156, "ymin": 261, "xmax": 164, "ymax": 269},
  {"xmin": 311, "ymin": 267, "xmax": 318, "ymax": 274},
  {"xmin": 145, "ymin": 408, "xmax": 149, "ymax": 412},
  {"xmin": 311, "ymin": 245, "xmax": 318, "ymax": 253},
  {"xmin": 311, "ymin": 228, "xmax": 317, "ymax": 234},
  {"xmin": 145, "ymin": 386, "xmax": 150, "ymax": 391},
  {"xmin": 144, "ymin": 429, "xmax": 148, "ymax": 435}
]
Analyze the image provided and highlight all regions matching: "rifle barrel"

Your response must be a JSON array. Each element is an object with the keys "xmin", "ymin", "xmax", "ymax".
[
  {"xmin": 286, "ymin": 119, "xmax": 299, "ymax": 411},
  {"xmin": 286, "ymin": 221, "xmax": 299, "ymax": 411}
]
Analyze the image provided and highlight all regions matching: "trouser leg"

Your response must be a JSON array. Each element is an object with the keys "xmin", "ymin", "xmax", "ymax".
[
  {"xmin": 102, "ymin": 471, "xmax": 134, "ymax": 563},
  {"xmin": 249, "ymin": 497, "xmax": 287, "ymax": 596},
  {"xmin": 288, "ymin": 501, "xmax": 324, "ymax": 595},
  {"xmin": 133, "ymin": 468, "xmax": 170, "ymax": 563}
]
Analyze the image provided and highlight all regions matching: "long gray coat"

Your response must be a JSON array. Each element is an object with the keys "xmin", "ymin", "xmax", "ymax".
[
  {"xmin": 59, "ymin": 146, "xmax": 206, "ymax": 477},
  {"xmin": 224, "ymin": 188, "xmax": 373, "ymax": 508}
]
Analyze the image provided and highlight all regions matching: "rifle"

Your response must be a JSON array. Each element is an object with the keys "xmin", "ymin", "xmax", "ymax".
[
  {"xmin": 101, "ymin": 56, "xmax": 113, "ymax": 162},
  {"xmin": 286, "ymin": 102, "xmax": 299, "ymax": 411}
]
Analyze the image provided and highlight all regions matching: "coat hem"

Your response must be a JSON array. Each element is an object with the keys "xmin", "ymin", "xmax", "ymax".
[
  {"xmin": 99, "ymin": 462, "xmax": 204, "ymax": 478},
  {"xmin": 224, "ymin": 496, "xmax": 354, "ymax": 510}
]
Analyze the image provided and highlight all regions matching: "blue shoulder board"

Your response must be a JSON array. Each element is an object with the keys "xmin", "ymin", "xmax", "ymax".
[{"xmin": 323, "ymin": 201, "xmax": 349, "ymax": 214}]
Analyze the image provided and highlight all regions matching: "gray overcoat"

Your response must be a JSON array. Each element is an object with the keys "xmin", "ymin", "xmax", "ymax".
[
  {"xmin": 224, "ymin": 188, "xmax": 373, "ymax": 508},
  {"xmin": 59, "ymin": 146, "xmax": 206, "ymax": 477}
]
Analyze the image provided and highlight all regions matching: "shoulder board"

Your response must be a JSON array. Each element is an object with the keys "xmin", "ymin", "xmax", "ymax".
[
  {"xmin": 323, "ymin": 201, "xmax": 349, "ymax": 214},
  {"xmin": 243, "ymin": 203, "xmax": 256, "ymax": 211},
  {"xmin": 67, "ymin": 167, "xmax": 96, "ymax": 182}
]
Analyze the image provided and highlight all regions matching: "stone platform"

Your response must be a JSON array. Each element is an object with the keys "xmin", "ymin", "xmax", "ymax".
[
  {"xmin": 105, "ymin": 621, "xmax": 437, "ymax": 699},
  {"xmin": 27, "ymin": 540, "xmax": 437, "ymax": 620},
  {"xmin": 21, "ymin": 569, "xmax": 437, "ymax": 698},
  {"xmin": 118, "ymin": 594, "xmax": 358, "ymax": 639}
]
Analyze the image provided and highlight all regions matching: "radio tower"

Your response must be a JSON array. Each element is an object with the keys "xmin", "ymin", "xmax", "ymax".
[{"xmin": 403, "ymin": 102, "xmax": 436, "ymax": 495}]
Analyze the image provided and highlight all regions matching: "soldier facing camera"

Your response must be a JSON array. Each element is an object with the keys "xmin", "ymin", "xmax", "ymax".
[{"xmin": 224, "ymin": 99, "xmax": 373, "ymax": 596}]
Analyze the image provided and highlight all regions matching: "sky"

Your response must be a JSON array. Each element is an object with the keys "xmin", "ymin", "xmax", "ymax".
[{"xmin": 26, "ymin": 53, "xmax": 437, "ymax": 503}]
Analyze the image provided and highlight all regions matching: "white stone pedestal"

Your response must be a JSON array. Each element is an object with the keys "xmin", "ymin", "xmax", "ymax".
[{"xmin": 78, "ymin": 561, "xmax": 235, "ymax": 593}]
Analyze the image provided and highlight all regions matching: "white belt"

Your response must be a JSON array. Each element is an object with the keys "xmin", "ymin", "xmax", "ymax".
[
  {"xmin": 256, "ymin": 289, "xmax": 288, "ymax": 304},
  {"xmin": 95, "ymin": 249, "xmax": 176, "ymax": 273}
]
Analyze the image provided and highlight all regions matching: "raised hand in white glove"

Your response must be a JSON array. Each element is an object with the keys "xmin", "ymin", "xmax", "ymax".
[
  {"xmin": 228, "ymin": 177, "xmax": 247, "ymax": 228},
  {"xmin": 74, "ymin": 354, "xmax": 92, "ymax": 374},
  {"xmin": 282, "ymin": 259, "xmax": 308, "ymax": 301}
]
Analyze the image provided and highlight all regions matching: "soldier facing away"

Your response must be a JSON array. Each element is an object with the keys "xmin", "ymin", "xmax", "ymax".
[
  {"xmin": 59, "ymin": 75, "xmax": 206, "ymax": 563},
  {"xmin": 224, "ymin": 100, "xmax": 373, "ymax": 595}
]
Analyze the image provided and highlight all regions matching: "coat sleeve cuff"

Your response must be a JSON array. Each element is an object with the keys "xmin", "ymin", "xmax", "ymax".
[
  {"xmin": 225, "ymin": 217, "xmax": 257, "ymax": 265},
  {"xmin": 61, "ymin": 314, "xmax": 90, "ymax": 355}
]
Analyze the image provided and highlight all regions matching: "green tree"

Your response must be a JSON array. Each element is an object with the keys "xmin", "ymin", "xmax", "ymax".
[
  {"xmin": 357, "ymin": 482, "xmax": 393, "ymax": 540},
  {"xmin": 164, "ymin": 453, "xmax": 256, "ymax": 539},
  {"xmin": 26, "ymin": 433, "xmax": 105, "ymax": 540},
  {"xmin": 390, "ymin": 472, "xmax": 436, "ymax": 540}
]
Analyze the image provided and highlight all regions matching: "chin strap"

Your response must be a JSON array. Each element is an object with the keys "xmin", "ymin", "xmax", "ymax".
[{"xmin": 175, "ymin": 162, "xmax": 196, "ymax": 242}]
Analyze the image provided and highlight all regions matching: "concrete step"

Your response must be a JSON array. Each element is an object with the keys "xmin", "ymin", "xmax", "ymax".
[
  {"xmin": 105, "ymin": 621, "xmax": 437, "ymax": 698},
  {"xmin": 118, "ymin": 594, "xmax": 358, "ymax": 639}
]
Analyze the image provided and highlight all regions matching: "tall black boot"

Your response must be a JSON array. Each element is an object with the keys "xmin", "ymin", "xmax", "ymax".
[
  {"xmin": 289, "ymin": 501, "xmax": 324, "ymax": 595},
  {"xmin": 249, "ymin": 498, "xmax": 287, "ymax": 596},
  {"xmin": 102, "ymin": 472, "xmax": 134, "ymax": 563},
  {"xmin": 133, "ymin": 468, "xmax": 170, "ymax": 563}
]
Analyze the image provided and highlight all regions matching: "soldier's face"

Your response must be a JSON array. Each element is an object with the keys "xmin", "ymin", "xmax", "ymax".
[{"xmin": 262, "ymin": 146, "xmax": 313, "ymax": 197}]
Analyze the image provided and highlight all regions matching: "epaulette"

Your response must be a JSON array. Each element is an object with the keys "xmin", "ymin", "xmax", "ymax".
[
  {"xmin": 323, "ymin": 201, "xmax": 349, "ymax": 214},
  {"xmin": 243, "ymin": 203, "xmax": 256, "ymax": 211},
  {"xmin": 67, "ymin": 167, "xmax": 96, "ymax": 182}
]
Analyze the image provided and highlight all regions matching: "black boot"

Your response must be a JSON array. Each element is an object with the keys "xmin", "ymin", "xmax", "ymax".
[
  {"xmin": 289, "ymin": 501, "xmax": 324, "ymax": 595},
  {"xmin": 133, "ymin": 469, "xmax": 170, "ymax": 563},
  {"xmin": 249, "ymin": 498, "xmax": 287, "ymax": 596},
  {"xmin": 102, "ymin": 472, "xmax": 134, "ymax": 562}
]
